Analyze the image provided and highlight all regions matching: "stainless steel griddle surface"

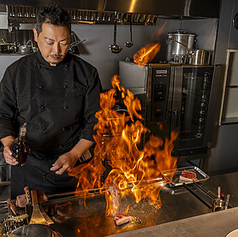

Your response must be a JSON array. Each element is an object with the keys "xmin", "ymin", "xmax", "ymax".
[{"xmin": 42, "ymin": 185, "xmax": 210, "ymax": 237}]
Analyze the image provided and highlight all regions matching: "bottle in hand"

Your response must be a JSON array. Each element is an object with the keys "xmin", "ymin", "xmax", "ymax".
[{"xmin": 11, "ymin": 122, "xmax": 29, "ymax": 166}]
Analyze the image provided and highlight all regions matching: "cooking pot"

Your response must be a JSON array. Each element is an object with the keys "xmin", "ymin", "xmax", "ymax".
[
  {"xmin": 166, "ymin": 30, "xmax": 196, "ymax": 63},
  {"xmin": 0, "ymin": 39, "xmax": 16, "ymax": 53},
  {"xmin": 18, "ymin": 40, "xmax": 33, "ymax": 54},
  {"xmin": 188, "ymin": 49, "xmax": 213, "ymax": 65},
  {"xmin": 10, "ymin": 224, "xmax": 63, "ymax": 237}
]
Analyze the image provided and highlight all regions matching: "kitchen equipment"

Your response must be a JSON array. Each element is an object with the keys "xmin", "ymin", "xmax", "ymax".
[
  {"xmin": 39, "ymin": 205, "xmax": 54, "ymax": 225},
  {"xmin": 68, "ymin": 32, "xmax": 86, "ymax": 54},
  {"xmin": 32, "ymin": 46, "xmax": 38, "ymax": 53},
  {"xmin": 119, "ymin": 61, "xmax": 221, "ymax": 158},
  {"xmin": 218, "ymin": 186, "xmax": 221, "ymax": 200},
  {"xmin": 212, "ymin": 198, "xmax": 226, "ymax": 212},
  {"xmin": 124, "ymin": 20, "xmax": 133, "ymax": 48},
  {"xmin": 18, "ymin": 40, "xmax": 33, "ymax": 55},
  {"xmin": 0, "ymin": 200, "xmax": 8, "ymax": 215},
  {"xmin": 29, "ymin": 190, "xmax": 49, "ymax": 225},
  {"xmin": 1, "ymin": 214, "xmax": 29, "ymax": 236},
  {"xmin": 109, "ymin": 14, "xmax": 122, "ymax": 54},
  {"xmin": 188, "ymin": 49, "xmax": 213, "ymax": 65},
  {"xmin": 7, "ymin": 198, "xmax": 18, "ymax": 216},
  {"xmin": 225, "ymin": 194, "xmax": 230, "ymax": 210},
  {"xmin": 0, "ymin": 39, "xmax": 16, "ymax": 53},
  {"xmin": 24, "ymin": 186, "xmax": 32, "ymax": 222},
  {"xmin": 166, "ymin": 30, "xmax": 196, "ymax": 63},
  {"xmin": 10, "ymin": 224, "xmax": 63, "ymax": 237},
  {"xmin": 162, "ymin": 166, "xmax": 210, "ymax": 187}
]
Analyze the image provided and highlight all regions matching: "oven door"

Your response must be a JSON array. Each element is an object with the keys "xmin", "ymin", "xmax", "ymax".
[{"xmin": 171, "ymin": 65, "xmax": 215, "ymax": 156}]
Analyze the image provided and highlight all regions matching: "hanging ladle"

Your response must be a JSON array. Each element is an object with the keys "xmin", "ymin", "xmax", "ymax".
[
  {"xmin": 125, "ymin": 20, "xmax": 133, "ymax": 48},
  {"xmin": 109, "ymin": 13, "xmax": 122, "ymax": 54}
]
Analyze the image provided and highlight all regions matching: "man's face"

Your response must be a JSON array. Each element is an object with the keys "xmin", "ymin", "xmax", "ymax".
[{"xmin": 33, "ymin": 23, "xmax": 71, "ymax": 66}]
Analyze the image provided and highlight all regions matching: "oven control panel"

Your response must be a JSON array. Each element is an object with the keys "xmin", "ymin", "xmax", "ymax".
[{"xmin": 151, "ymin": 67, "xmax": 170, "ymax": 122}]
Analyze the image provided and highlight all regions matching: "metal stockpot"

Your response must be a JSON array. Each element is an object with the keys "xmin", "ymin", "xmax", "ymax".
[
  {"xmin": 188, "ymin": 49, "xmax": 213, "ymax": 65},
  {"xmin": 166, "ymin": 30, "xmax": 196, "ymax": 63}
]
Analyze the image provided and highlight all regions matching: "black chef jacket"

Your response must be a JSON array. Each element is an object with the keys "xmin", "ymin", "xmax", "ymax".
[{"xmin": 0, "ymin": 51, "xmax": 102, "ymax": 198}]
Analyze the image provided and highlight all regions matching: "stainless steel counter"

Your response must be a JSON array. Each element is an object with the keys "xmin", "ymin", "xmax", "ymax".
[{"xmin": 108, "ymin": 206, "xmax": 238, "ymax": 237}]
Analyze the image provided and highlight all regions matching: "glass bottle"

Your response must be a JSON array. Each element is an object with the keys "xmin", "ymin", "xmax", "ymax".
[{"xmin": 11, "ymin": 122, "xmax": 29, "ymax": 166}]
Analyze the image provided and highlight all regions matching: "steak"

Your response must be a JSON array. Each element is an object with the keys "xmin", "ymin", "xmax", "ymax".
[
  {"xmin": 179, "ymin": 170, "xmax": 198, "ymax": 182},
  {"xmin": 114, "ymin": 214, "xmax": 132, "ymax": 225}
]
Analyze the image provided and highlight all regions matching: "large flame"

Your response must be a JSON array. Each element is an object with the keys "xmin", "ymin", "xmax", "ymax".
[
  {"xmin": 133, "ymin": 43, "xmax": 161, "ymax": 67},
  {"xmin": 133, "ymin": 23, "xmax": 166, "ymax": 67},
  {"xmin": 69, "ymin": 75, "xmax": 177, "ymax": 216}
]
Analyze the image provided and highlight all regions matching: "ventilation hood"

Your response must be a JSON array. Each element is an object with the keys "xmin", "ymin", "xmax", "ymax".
[{"xmin": 0, "ymin": 0, "xmax": 221, "ymax": 27}]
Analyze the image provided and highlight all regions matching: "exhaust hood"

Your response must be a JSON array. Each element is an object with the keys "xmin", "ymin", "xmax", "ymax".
[{"xmin": 0, "ymin": 0, "xmax": 221, "ymax": 27}]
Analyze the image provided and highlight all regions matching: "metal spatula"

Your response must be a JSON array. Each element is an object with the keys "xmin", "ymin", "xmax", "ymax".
[{"xmin": 29, "ymin": 190, "xmax": 49, "ymax": 225}]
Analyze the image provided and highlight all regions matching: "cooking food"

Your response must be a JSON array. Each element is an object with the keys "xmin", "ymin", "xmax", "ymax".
[
  {"xmin": 15, "ymin": 190, "xmax": 48, "ymax": 207},
  {"xmin": 114, "ymin": 214, "xmax": 132, "ymax": 225},
  {"xmin": 16, "ymin": 194, "xmax": 27, "ymax": 207},
  {"xmin": 179, "ymin": 170, "xmax": 198, "ymax": 182}
]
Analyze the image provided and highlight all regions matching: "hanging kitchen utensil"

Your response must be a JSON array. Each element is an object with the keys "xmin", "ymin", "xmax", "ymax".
[
  {"xmin": 109, "ymin": 12, "xmax": 122, "ymax": 54},
  {"xmin": 124, "ymin": 17, "xmax": 133, "ymax": 48}
]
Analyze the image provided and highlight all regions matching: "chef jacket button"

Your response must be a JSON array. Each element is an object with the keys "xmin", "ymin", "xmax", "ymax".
[
  {"xmin": 38, "ymin": 85, "xmax": 43, "ymax": 89},
  {"xmin": 63, "ymin": 84, "xmax": 68, "ymax": 89},
  {"xmin": 61, "ymin": 127, "xmax": 65, "ymax": 131},
  {"xmin": 42, "ymin": 126, "xmax": 46, "ymax": 131},
  {"xmin": 37, "ymin": 65, "xmax": 41, "ymax": 69},
  {"xmin": 64, "ymin": 106, "xmax": 68, "ymax": 110},
  {"xmin": 40, "ymin": 105, "xmax": 45, "ymax": 109},
  {"xmin": 59, "ymin": 145, "xmax": 63, "ymax": 148},
  {"xmin": 64, "ymin": 64, "xmax": 68, "ymax": 68}
]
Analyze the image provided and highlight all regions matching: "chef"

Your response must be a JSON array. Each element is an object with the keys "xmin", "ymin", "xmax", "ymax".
[{"xmin": 0, "ymin": 4, "xmax": 102, "ymax": 199}]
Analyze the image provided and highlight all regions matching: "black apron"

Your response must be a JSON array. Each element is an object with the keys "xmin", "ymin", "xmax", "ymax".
[{"xmin": 11, "ymin": 151, "xmax": 78, "ymax": 199}]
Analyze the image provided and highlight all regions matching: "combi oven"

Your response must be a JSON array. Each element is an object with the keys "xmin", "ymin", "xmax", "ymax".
[{"xmin": 119, "ymin": 61, "xmax": 220, "ymax": 159}]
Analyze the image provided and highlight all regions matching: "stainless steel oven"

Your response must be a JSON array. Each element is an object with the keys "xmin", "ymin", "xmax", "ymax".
[{"xmin": 119, "ymin": 61, "xmax": 220, "ymax": 159}]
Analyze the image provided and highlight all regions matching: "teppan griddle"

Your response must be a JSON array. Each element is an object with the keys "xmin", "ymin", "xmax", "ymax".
[{"xmin": 41, "ymin": 183, "xmax": 213, "ymax": 237}]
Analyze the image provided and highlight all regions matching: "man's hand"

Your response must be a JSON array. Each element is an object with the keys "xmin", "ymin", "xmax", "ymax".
[
  {"xmin": 50, "ymin": 139, "xmax": 94, "ymax": 175},
  {"xmin": 1, "ymin": 136, "xmax": 18, "ymax": 165},
  {"xmin": 50, "ymin": 151, "xmax": 79, "ymax": 175}
]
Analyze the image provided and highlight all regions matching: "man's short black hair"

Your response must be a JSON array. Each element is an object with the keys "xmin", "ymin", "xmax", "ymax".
[{"xmin": 36, "ymin": 3, "xmax": 71, "ymax": 34}]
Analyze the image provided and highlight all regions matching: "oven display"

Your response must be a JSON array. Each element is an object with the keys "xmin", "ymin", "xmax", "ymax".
[{"xmin": 156, "ymin": 69, "xmax": 168, "ymax": 76}]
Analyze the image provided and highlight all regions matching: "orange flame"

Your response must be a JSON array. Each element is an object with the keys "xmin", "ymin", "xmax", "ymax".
[
  {"xmin": 133, "ymin": 43, "xmax": 161, "ymax": 67},
  {"xmin": 69, "ymin": 75, "xmax": 177, "ymax": 216}
]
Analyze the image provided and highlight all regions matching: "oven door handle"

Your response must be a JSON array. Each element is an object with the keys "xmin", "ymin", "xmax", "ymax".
[{"xmin": 172, "ymin": 108, "xmax": 180, "ymax": 128}]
